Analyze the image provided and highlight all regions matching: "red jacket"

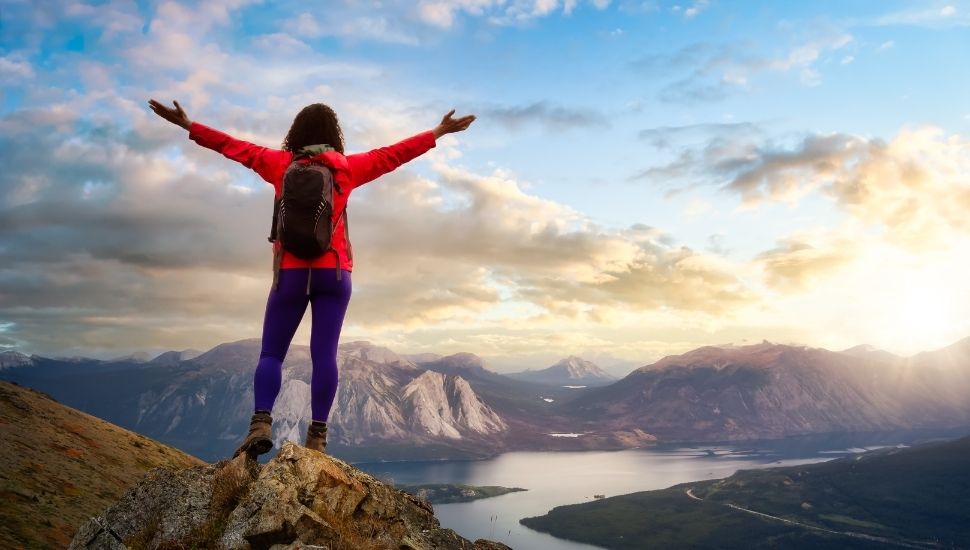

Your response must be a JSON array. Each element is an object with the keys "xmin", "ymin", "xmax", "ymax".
[{"xmin": 188, "ymin": 122, "xmax": 436, "ymax": 271}]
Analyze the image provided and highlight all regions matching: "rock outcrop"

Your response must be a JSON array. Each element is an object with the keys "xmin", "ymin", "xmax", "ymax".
[{"xmin": 69, "ymin": 442, "xmax": 512, "ymax": 550}]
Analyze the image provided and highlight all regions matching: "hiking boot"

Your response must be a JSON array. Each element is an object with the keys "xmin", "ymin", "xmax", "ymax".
[
  {"xmin": 232, "ymin": 411, "xmax": 273, "ymax": 459},
  {"xmin": 304, "ymin": 420, "xmax": 328, "ymax": 454}
]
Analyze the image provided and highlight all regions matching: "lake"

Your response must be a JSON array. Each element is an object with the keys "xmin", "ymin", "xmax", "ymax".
[{"xmin": 354, "ymin": 430, "xmax": 967, "ymax": 550}]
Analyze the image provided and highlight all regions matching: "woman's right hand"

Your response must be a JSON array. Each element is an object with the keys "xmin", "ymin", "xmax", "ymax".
[
  {"xmin": 148, "ymin": 99, "xmax": 192, "ymax": 130},
  {"xmin": 432, "ymin": 109, "xmax": 476, "ymax": 139}
]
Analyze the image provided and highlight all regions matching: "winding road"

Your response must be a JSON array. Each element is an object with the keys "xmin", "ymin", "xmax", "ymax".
[{"xmin": 683, "ymin": 488, "xmax": 941, "ymax": 549}]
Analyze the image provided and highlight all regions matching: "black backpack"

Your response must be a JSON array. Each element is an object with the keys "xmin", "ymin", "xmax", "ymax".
[{"xmin": 269, "ymin": 153, "xmax": 350, "ymax": 290}]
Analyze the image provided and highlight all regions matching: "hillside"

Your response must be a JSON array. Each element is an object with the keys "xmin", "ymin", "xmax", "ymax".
[
  {"xmin": 0, "ymin": 380, "xmax": 203, "ymax": 549},
  {"xmin": 560, "ymin": 340, "xmax": 970, "ymax": 441},
  {"xmin": 520, "ymin": 435, "xmax": 970, "ymax": 549}
]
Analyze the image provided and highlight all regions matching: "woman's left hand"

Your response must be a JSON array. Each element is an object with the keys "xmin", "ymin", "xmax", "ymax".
[{"xmin": 432, "ymin": 109, "xmax": 476, "ymax": 139}]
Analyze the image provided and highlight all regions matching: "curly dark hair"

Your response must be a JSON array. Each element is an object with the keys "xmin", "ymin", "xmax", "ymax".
[{"xmin": 281, "ymin": 103, "xmax": 345, "ymax": 154}]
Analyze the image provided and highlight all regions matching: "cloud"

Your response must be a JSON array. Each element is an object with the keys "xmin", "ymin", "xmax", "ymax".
[
  {"xmin": 870, "ymin": 5, "xmax": 970, "ymax": 28},
  {"xmin": 0, "ymin": 86, "xmax": 754, "ymax": 358},
  {"xmin": 637, "ymin": 125, "xmax": 970, "ymax": 249},
  {"xmin": 637, "ymin": 121, "xmax": 761, "ymax": 149},
  {"xmin": 0, "ymin": 55, "xmax": 35, "ymax": 83},
  {"xmin": 344, "ymin": 161, "xmax": 755, "ymax": 327},
  {"xmin": 635, "ymin": 32, "xmax": 854, "ymax": 103},
  {"xmin": 683, "ymin": 0, "xmax": 710, "ymax": 19},
  {"xmin": 282, "ymin": 10, "xmax": 420, "ymax": 45},
  {"xmin": 480, "ymin": 101, "xmax": 610, "ymax": 132},
  {"xmin": 416, "ymin": 0, "xmax": 612, "ymax": 28},
  {"xmin": 755, "ymin": 236, "xmax": 858, "ymax": 290}
]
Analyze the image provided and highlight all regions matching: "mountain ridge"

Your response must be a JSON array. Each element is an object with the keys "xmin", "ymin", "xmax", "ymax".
[
  {"xmin": 507, "ymin": 355, "xmax": 617, "ymax": 386},
  {"xmin": 2, "ymin": 337, "xmax": 969, "ymax": 462},
  {"xmin": 562, "ymin": 339, "xmax": 970, "ymax": 441}
]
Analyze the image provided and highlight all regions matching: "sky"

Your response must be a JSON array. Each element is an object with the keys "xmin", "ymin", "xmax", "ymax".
[{"xmin": 1, "ymin": 0, "xmax": 969, "ymax": 371}]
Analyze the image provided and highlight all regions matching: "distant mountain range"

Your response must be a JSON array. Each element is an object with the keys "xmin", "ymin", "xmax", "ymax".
[
  {"xmin": 505, "ymin": 355, "xmax": 618, "ymax": 386},
  {"xmin": 2, "ymin": 337, "xmax": 969, "ymax": 463},
  {"xmin": 560, "ymin": 338, "xmax": 970, "ymax": 441}
]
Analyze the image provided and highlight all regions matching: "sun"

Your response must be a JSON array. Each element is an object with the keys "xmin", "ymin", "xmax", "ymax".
[
  {"xmin": 884, "ymin": 284, "xmax": 954, "ymax": 352},
  {"xmin": 773, "ymin": 243, "xmax": 970, "ymax": 356}
]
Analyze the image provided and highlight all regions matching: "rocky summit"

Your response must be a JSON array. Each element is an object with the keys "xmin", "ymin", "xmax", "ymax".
[{"xmin": 69, "ymin": 442, "xmax": 512, "ymax": 550}]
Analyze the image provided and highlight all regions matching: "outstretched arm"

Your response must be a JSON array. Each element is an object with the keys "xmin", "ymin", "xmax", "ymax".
[
  {"xmin": 147, "ymin": 98, "xmax": 287, "ymax": 186},
  {"xmin": 347, "ymin": 109, "xmax": 476, "ymax": 188}
]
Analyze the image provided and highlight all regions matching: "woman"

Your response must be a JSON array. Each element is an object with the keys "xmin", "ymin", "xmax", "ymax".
[{"xmin": 148, "ymin": 99, "xmax": 475, "ymax": 458}]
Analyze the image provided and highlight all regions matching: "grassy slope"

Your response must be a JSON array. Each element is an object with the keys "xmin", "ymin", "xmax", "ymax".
[
  {"xmin": 0, "ymin": 381, "xmax": 204, "ymax": 549},
  {"xmin": 521, "ymin": 436, "xmax": 970, "ymax": 549}
]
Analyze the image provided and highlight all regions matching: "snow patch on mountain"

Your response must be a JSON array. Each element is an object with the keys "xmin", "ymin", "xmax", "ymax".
[
  {"xmin": 510, "ymin": 356, "xmax": 616, "ymax": 385},
  {"xmin": 340, "ymin": 341, "xmax": 418, "ymax": 369},
  {"xmin": 0, "ymin": 351, "xmax": 31, "ymax": 369}
]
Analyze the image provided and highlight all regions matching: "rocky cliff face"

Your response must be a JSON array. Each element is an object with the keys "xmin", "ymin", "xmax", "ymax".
[
  {"xmin": 401, "ymin": 371, "xmax": 508, "ymax": 439},
  {"xmin": 69, "ymin": 442, "xmax": 512, "ymax": 550},
  {"xmin": 328, "ymin": 353, "xmax": 508, "ymax": 447}
]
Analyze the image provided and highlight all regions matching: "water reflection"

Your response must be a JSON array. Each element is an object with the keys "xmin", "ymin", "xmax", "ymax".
[{"xmin": 354, "ymin": 428, "xmax": 968, "ymax": 550}]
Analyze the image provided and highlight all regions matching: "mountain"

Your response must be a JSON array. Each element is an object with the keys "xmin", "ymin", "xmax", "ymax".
[
  {"xmin": 402, "ymin": 352, "xmax": 443, "ymax": 363},
  {"xmin": 0, "ymin": 350, "xmax": 31, "ymax": 369},
  {"xmin": 327, "ymin": 347, "xmax": 509, "ymax": 452},
  {"xmin": 4, "ymin": 337, "xmax": 970, "ymax": 463},
  {"xmin": 69, "ymin": 442, "xmax": 511, "ymax": 550},
  {"xmin": 507, "ymin": 355, "xmax": 618, "ymax": 386},
  {"xmin": 558, "ymin": 340, "xmax": 970, "ymax": 441},
  {"xmin": 0, "ymin": 340, "xmax": 513, "ymax": 462},
  {"xmin": 0, "ymin": 381, "xmax": 202, "ymax": 549},
  {"xmin": 401, "ymin": 370, "xmax": 508, "ymax": 439},
  {"xmin": 418, "ymin": 352, "xmax": 502, "ymax": 380},
  {"xmin": 149, "ymin": 348, "xmax": 203, "ymax": 366},
  {"xmin": 110, "ymin": 351, "xmax": 153, "ymax": 362},
  {"xmin": 521, "ymin": 434, "xmax": 970, "ymax": 549},
  {"xmin": 579, "ymin": 351, "xmax": 643, "ymax": 379},
  {"xmin": 410, "ymin": 350, "xmax": 652, "ymax": 446},
  {"xmin": 411, "ymin": 350, "xmax": 594, "ymax": 416}
]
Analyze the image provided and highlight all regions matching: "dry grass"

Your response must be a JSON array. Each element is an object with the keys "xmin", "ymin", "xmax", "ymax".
[
  {"xmin": 311, "ymin": 500, "xmax": 403, "ymax": 550},
  {"xmin": 0, "ymin": 381, "xmax": 204, "ymax": 550}
]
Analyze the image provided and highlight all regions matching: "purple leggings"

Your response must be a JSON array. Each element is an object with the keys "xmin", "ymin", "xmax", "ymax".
[{"xmin": 253, "ymin": 267, "xmax": 352, "ymax": 422}]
